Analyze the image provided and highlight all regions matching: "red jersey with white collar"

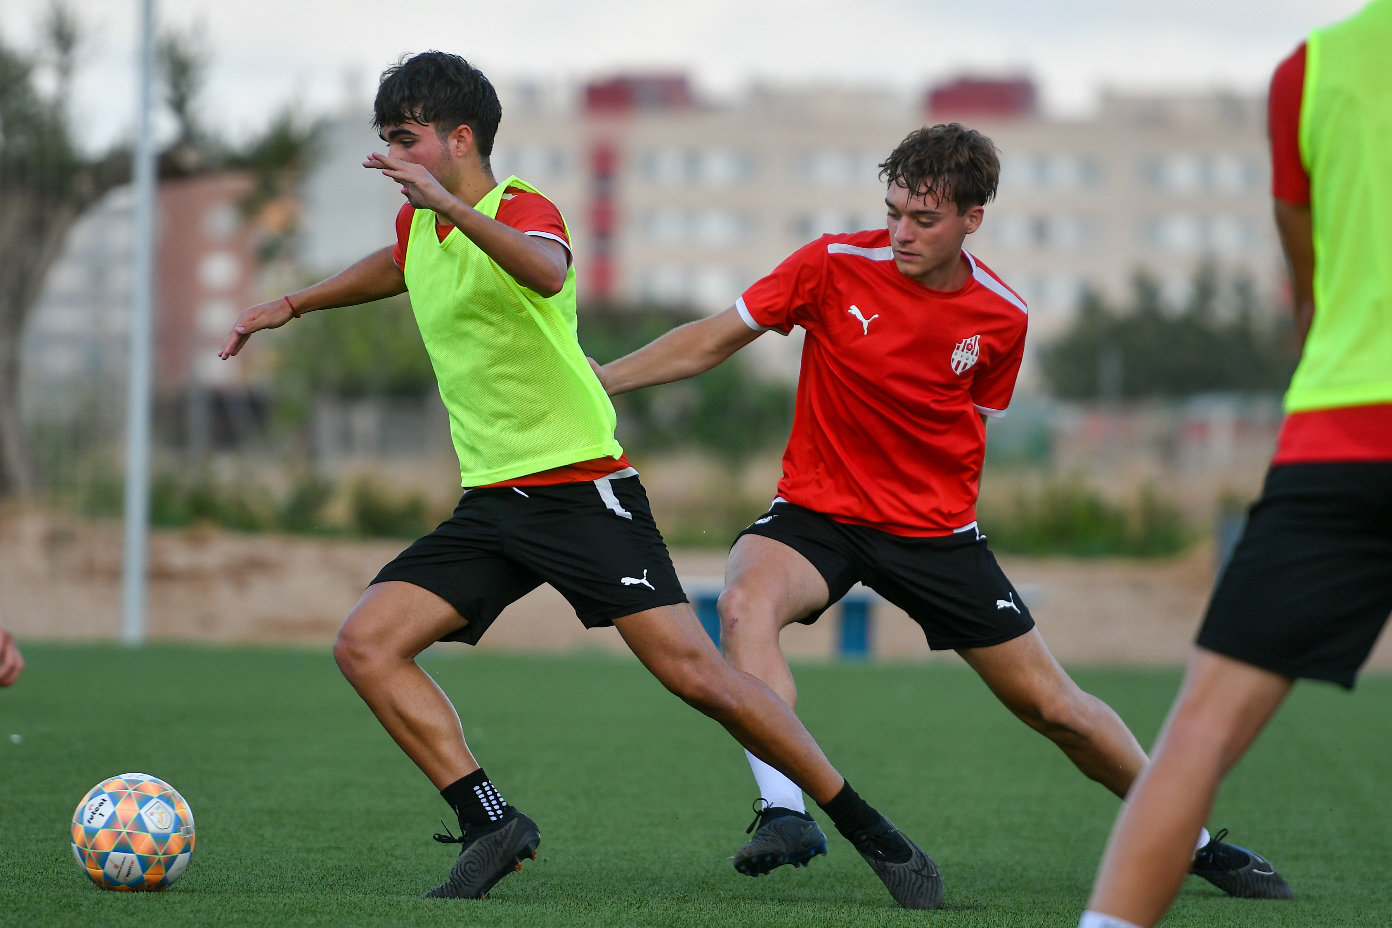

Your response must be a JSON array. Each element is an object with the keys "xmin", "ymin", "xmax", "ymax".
[{"xmin": 738, "ymin": 230, "xmax": 1028, "ymax": 536}]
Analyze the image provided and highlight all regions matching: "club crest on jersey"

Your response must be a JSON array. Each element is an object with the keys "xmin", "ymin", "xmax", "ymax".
[{"xmin": 950, "ymin": 335, "xmax": 981, "ymax": 375}]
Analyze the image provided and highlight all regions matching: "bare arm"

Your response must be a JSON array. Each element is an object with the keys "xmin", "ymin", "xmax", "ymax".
[
  {"xmin": 365, "ymin": 152, "xmax": 569, "ymax": 297},
  {"xmin": 218, "ymin": 246, "xmax": 406, "ymax": 359},
  {"xmin": 1273, "ymin": 199, "xmax": 1315, "ymax": 345},
  {"xmin": 595, "ymin": 306, "xmax": 764, "ymax": 396},
  {"xmin": 0, "ymin": 623, "xmax": 24, "ymax": 687}
]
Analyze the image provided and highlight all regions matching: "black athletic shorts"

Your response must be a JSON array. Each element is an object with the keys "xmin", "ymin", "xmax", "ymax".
[
  {"xmin": 371, "ymin": 469, "xmax": 687, "ymax": 645},
  {"xmin": 1196, "ymin": 462, "xmax": 1392, "ymax": 689},
  {"xmin": 736, "ymin": 501, "xmax": 1035, "ymax": 650}
]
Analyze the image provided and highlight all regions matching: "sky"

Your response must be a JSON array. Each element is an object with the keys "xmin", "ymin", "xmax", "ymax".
[{"xmin": 0, "ymin": 0, "xmax": 1368, "ymax": 151}]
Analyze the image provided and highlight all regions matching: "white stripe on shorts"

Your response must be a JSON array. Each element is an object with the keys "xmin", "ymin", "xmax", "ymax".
[{"xmin": 594, "ymin": 467, "xmax": 639, "ymax": 520}]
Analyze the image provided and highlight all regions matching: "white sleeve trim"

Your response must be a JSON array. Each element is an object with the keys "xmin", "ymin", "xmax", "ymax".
[
  {"xmin": 525, "ymin": 231, "xmax": 573, "ymax": 266},
  {"xmin": 735, "ymin": 296, "xmax": 779, "ymax": 334},
  {"xmin": 975, "ymin": 403, "xmax": 1007, "ymax": 419}
]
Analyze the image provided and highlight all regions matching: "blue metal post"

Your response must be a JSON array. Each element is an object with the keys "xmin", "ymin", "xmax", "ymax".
[
  {"xmin": 839, "ymin": 595, "xmax": 871, "ymax": 660},
  {"xmin": 695, "ymin": 594, "xmax": 721, "ymax": 647}
]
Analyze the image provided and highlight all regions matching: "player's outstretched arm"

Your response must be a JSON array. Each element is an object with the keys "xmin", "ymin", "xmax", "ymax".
[
  {"xmin": 594, "ymin": 306, "xmax": 763, "ymax": 396},
  {"xmin": 0, "ymin": 623, "xmax": 24, "ymax": 687},
  {"xmin": 1273, "ymin": 199, "xmax": 1315, "ymax": 345},
  {"xmin": 218, "ymin": 246, "xmax": 406, "ymax": 359}
]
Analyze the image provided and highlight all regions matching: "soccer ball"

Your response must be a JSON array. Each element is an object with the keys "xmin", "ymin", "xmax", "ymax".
[{"xmin": 70, "ymin": 773, "xmax": 196, "ymax": 891}]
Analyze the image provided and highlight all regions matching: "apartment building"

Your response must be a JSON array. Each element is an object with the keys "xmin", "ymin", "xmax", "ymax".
[{"xmin": 295, "ymin": 74, "xmax": 1277, "ymax": 339}]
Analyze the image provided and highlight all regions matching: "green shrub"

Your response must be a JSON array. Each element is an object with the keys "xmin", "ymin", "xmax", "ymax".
[
  {"xmin": 278, "ymin": 474, "xmax": 336, "ymax": 534},
  {"xmin": 980, "ymin": 480, "xmax": 1190, "ymax": 558},
  {"xmin": 348, "ymin": 477, "xmax": 430, "ymax": 538}
]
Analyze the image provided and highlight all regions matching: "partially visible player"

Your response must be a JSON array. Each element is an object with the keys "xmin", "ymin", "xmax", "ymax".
[
  {"xmin": 0, "ymin": 622, "xmax": 23, "ymax": 686},
  {"xmin": 1081, "ymin": 4, "xmax": 1392, "ymax": 926},
  {"xmin": 220, "ymin": 51, "xmax": 940, "ymax": 908},
  {"xmin": 596, "ymin": 123, "xmax": 1288, "ymax": 902}
]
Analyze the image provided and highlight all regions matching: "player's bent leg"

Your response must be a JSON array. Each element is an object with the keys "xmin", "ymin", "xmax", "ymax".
[
  {"xmin": 336, "ymin": 581, "xmax": 543, "ymax": 900},
  {"xmin": 719, "ymin": 533, "xmax": 832, "ymax": 706},
  {"xmin": 614, "ymin": 602, "xmax": 943, "ymax": 908},
  {"xmin": 718, "ymin": 535, "xmax": 835, "ymax": 874},
  {"xmin": 958, "ymin": 628, "xmax": 1146, "ymax": 798},
  {"xmin": 1086, "ymin": 648, "xmax": 1292, "ymax": 927},
  {"xmin": 615, "ymin": 602, "xmax": 843, "ymax": 803},
  {"xmin": 335, "ymin": 581, "xmax": 482, "ymax": 787}
]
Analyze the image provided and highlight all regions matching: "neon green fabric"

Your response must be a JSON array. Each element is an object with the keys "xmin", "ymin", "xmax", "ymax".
[
  {"xmin": 403, "ymin": 176, "xmax": 623, "ymax": 486},
  {"xmin": 1289, "ymin": 0, "xmax": 1392, "ymax": 413}
]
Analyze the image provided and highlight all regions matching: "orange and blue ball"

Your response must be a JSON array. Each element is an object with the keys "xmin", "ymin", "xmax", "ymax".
[{"xmin": 70, "ymin": 773, "xmax": 195, "ymax": 891}]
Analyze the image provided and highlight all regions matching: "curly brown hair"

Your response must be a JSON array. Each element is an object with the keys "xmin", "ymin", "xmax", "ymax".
[{"xmin": 879, "ymin": 123, "xmax": 1000, "ymax": 214}]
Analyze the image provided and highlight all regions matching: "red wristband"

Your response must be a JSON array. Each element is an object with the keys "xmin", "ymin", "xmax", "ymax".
[{"xmin": 284, "ymin": 294, "xmax": 301, "ymax": 318}]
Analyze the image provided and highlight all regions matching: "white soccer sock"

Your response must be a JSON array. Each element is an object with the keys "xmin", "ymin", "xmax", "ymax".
[
  {"xmin": 1079, "ymin": 911, "xmax": 1144, "ymax": 928},
  {"xmin": 1195, "ymin": 826, "xmax": 1211, "ymax": 856},
  {"xmin": 745, "ymin": 750, "xmax": 806, "ymax": 813}
]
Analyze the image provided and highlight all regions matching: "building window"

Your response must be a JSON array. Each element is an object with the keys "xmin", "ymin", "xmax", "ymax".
[
  {"xmin": 641, "ymin": 148, "xmax": 755, "ymax": 187},
  {"xmin": 1145, "ymin": 153, "xmax": 1264, "ymax": 195},
  {"xmin": 641, "ymin": 208, "xmax": 753, "ymax": 246},
  {"xmin": 1141, "ymin": 214, "xmax": 1258, "ymax": 255},
  {"xmin": 637, "ymin": 265, "xmax": 746, "ymax": 311},
  {"xmin": 984, "ymin": 213, "xmax": 1095, "ymax": 252},
  {"xmin": 999, "ymin": 154, "xmax": 1102, "ymax": 192},
  {"xmin": 798, "ymin": 150, "xmax": 883, "ymax": 188},
  {"xmin": 793, "ymin": 209, "xmax": 883, "ymax": 240},
  {"xmin": 492, "ymin": 145, "xmax": 567, "ymax": 181}
]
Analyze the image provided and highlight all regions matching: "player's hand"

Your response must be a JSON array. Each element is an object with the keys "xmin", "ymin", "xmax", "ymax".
[
  {"xmin": 364, "ymin": 152, "xmax": 458, "ymax": 214},
  {"xmin": 219, "ymin": 297, "xmax": 295, "ymax": 359},
  {"xmin": 0, "ymin": 625, "xmax": 24, "ymax": 687},
  {"xmin": 588, "ymin": 357, "xmax": 611, "ymax": 394}
]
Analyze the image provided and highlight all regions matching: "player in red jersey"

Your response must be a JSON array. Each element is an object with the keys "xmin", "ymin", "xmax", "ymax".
[{"xmin": 596, "ymin": 124, "xmax": 1288, "ymax": 900}]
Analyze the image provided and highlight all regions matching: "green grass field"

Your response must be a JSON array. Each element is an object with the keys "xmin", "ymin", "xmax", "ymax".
[{"xmin": 1, "ymin": 646, "xmax": 1388, "ymax": 927}]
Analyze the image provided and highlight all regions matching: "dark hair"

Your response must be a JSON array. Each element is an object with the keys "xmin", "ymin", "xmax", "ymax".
[
  {"xmin": 373, "ymin": 51, "xmax": 502, "ymax": 158},
  {"xmin": 878, "ymin": 123, "xmax": 1000, "ymax": 213}
]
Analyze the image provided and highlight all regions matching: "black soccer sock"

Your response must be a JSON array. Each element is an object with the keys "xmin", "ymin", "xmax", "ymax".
[
  {"xmin": 818, "ymin": 780, "xmax": 913, "ymax": 864},
  {"xmin": 441, "ymin": 769, "xmax": 513, "ymax": 832},
  {"xmin": 816, "ymin": 779, "xmax": 881, "ymax": 841}
]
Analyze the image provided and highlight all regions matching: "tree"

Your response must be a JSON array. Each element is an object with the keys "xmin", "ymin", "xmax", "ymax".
[
  {"xmin": 1039, "ymin": 266, "xmax": 1300, "ymax": 401},
  {"xmin": 0, "ymin": 4, "xmax": 129, "ymax": 496}
]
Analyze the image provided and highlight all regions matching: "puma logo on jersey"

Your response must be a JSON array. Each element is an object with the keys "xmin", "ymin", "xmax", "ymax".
[
  {"xmin": 848, "ymin": 305, "xmax": 879, "ymax": 335},
  {"xmin": 996, "ymin": 592, "xmax": 1020, "ymax": 613},
  {"xmin": 951, "ymin": 335, "xmax": 981, "ymax": 375},
  {"xmin": 621, "ymin": 569, "xmax": 655, "ymax": 590}
]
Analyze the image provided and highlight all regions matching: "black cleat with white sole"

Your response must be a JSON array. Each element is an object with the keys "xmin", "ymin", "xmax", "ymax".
[
  {"xmin": 423, "ymin": 812, "xmax": 541, "ymax": 899},
  {"xmin": 734, "ymin": 801, "xmax": 828, "ymax": 876},
  {"xmin": 847, "ymin": 816, "xmax": 944, "ymax": 910},
  {"xmin": 1191, "ymin": 828, "xmax": 1293, "ymax": 900}
]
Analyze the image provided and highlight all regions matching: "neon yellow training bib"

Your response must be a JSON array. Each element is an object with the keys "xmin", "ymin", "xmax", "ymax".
[
  {"xmin": 1289, "ymin": 0, "xmax": 1392, "ymax": 413},
  {"xmin": 402, "ymin": 176, "xmax": 623, "ymax": 486}
]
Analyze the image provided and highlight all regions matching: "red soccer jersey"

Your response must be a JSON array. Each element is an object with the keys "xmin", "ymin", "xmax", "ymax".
[
  {"xmin": 394, "ymin": 188, "xmax": 631, "ymax": 486},
  {"xmin": 738, "ymin": 231, "xmax": 1028, "ymax": 536}
]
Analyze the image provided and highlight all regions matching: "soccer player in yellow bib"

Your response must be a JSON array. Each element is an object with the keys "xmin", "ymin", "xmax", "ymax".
[
  {"xmin": 1080, "ymin": 4, "xmax": 1392, "ymax": 926},
  {"xmin": 220, "ymin": 52, "xmax": 940, "ymax": 907}
]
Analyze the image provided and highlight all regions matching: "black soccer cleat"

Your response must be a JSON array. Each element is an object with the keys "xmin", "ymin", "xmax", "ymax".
[
  {"xmin": 733, "ymin": 801, "xmax": 829, "ymax": 876},
  {"xmin": 1191, "ymin": 828, "xmax": 1293, "ymax": 900},
  {"xmin": 848, "ymin": 816, "xmax": 944, "ymax": 910},
  {"xmin": 422, "ymin": 812, "xmax": 541, "ymax": 899}
]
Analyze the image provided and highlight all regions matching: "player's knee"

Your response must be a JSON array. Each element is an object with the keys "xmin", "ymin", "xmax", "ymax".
[
  {"xmin": 717, "ymin": 585, "xmax": 773, "ymax": 642},
  {"xmin": 1160, "ymin": 698, "xmax": 1240, "ymax": 763},
  {"xmin": 1023, "ymin": 691, "xmax": 1093, "ymax": 743},
  {"xmin": 333, "ymin": 619, "xmax": 378, "ymax": 682},
  {"xmin": 662, "ymin": 653, "xmax": 738, "ymax": 718}
]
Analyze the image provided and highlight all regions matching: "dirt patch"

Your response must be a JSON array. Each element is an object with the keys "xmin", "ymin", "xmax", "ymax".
[{"xmin": 2, "ymin": 509, "xmax": 1388, "ymax": 671}]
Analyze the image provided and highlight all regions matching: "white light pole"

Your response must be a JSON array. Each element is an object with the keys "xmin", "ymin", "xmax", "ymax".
[{"xmin": 121, "ymin": 0, "xmax": 157, "ymax": 645}]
